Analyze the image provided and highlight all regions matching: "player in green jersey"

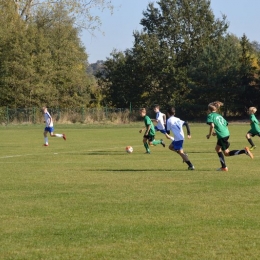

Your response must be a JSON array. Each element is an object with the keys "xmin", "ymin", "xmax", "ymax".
[
  {"xmin": 206, "ymin": 101, "xmax": 253, "ymax": 171},
  {"xmin": 245, "ymin": 107, "xmax": 260, "ymax": 150},
  {"xmin": 139, "ymin": 108, "xmax": 165, "ymax": 154}
]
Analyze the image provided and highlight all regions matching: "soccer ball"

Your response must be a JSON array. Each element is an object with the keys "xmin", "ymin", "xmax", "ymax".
[{"xmin": 125, "ymin": 146, "xmax": 133, "ymax": 153}]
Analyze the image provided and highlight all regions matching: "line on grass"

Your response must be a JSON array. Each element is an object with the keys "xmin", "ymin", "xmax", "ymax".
[{"xmin": 0, "ymin": 154, "xmax": 35, "ymax": 159}]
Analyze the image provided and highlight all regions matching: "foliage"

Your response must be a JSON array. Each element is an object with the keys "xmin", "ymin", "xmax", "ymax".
[
  {"xmin": 13, "ymin": 0, "xmax": 114, "ymax": 32},
  {"xmin": 0, "ymin": 0, "xmax": 102, "ymax": 108},
  {"xmin": 96, "ymin": 0, "xmax": 260, "ymax": 116}
]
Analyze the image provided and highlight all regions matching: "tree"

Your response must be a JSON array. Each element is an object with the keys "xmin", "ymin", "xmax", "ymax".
[
  {"xmin": 13, "ymin": 0, "xmax": 113, "ymax": 32},
  {"xmin": 0, "ymin": 0, "xmax": 35, "ymax": 107},
  {"xmin": 97, "ymin": 0, "xmax": 229, "ymax": 110},
  {"xmin": 188, "ymin": 35, "xmax": 242, "ymax": 116},
  {"xmin": 0, "ymin": 0, "xmax": 96, "ymax": 108},
  {"xmin": 239, "ymin": 34, "xmax": 260, "ymax": 109}
]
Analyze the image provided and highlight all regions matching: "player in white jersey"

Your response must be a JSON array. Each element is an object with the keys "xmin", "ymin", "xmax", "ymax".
[
  {"xmin": 42, "ymin": 107, "xmax": 66, "ymax": 146},
  {"xmin": 152, "ymin": 105, "xmax": 167, "ymax": 134},
  {"xmin": 165, "ymin": 107, "xmax": 194, "ymax": 170}
]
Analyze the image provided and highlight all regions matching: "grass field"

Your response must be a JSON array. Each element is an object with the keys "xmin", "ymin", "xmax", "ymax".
[{"xmin": 1, "ymin": 123, "xmax": 260, "ymax": 260}]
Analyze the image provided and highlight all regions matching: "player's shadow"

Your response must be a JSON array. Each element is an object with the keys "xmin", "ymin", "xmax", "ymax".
[
  {"xmin": 93, "ymin": 168, "xmax": 193, "ymax": 172},
  {"xmin": 73, "ymin": 151, "xmax": 126, "ymax": 156}
]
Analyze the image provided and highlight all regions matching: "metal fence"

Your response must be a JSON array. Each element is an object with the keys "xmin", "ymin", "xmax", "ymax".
[{"xmin": 0, "ymin": 107, "xmax": 141, "ymax": 125}]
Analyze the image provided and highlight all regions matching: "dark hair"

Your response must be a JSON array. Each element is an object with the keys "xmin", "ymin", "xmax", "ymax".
[
  {"xmin": 167, "ymin": 107, "xmax": 175, "ymax": 116},
  {"xmin": 139, "ymin": 108, "xmax": 146, "ymax": 113}
]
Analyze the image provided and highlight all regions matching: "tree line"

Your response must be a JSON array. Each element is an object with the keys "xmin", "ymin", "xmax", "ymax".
[
  {"xmin": 95, "ymin": 0, "xmax": 260, "ymax": 118},
  {"xmin": 1, "ymin": 0, "xmax": 260, "ymax": 120},
  {"xmin": 0, "ymin": 0, "xmax": 112, "ymax": 108}
]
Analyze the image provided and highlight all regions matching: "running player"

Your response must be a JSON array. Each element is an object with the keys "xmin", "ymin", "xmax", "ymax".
[{"xmin": 42, "ymin": 107, "xmax": 66, "ymax": 146}]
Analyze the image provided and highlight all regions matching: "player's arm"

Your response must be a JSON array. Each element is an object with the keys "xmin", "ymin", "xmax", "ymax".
[
  {"xmin": 144, "ymin": 124, "xmax": 151, "ymax": 135},
  {"xmin": 165, "ymin": 132, "xmax": 174, "ymax": 141},
  {"xmin": 47, "ymin": 116, "xmax": 53, "ymax": 126},
  {"xmin": 183, "ymin": 121, "xmax": 191, "ymax": 138},
  {"xmin": 163, "ymin": 113, "xmax": 166, "ymax": 125},
  {"xmin": 139, "ymin": 126, "xmax": 146, "ymax": 133},
  {"xmin": 206, "ymin": 122, "xmax": 215, "ymax": 139}
]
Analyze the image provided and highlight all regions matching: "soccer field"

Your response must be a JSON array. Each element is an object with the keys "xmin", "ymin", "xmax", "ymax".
[{"xmin": 0, "ymin": 123, "xmax": 260, "ymax": 259}]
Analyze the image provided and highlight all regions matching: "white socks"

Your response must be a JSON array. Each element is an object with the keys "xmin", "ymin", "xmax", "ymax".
[{"xmin": 54, "ymin": 134, "xmax": 63, "ymax": 137}]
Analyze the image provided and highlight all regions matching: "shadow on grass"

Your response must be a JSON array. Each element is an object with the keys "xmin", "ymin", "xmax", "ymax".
[
  {"xmin": 91, "ymin": 168, "xmax": 193, "ymax": 172},
  {"xmin": 73, "ymin": 151, "xmax": 128, "ymax": 156}
]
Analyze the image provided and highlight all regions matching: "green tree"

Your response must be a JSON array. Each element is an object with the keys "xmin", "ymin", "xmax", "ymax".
[
  {"xmin": 0, "ymin": 0, "xmax": 96, "ymax": 108},
  {"xmin": 13, "ymin": 0, "xmax": 113, "ymax": 32},
  {"xmin": 188, "ymin": 35, "xmax": 242, "ymax": 116},
  {"xmin": 239, "ymin": 34, "xmax": 260, "ymax": 108},
  {"xmin": 98, "ymin": 0, "xmax": 229, "ymax": 110},
  {"xmin": 0, "ymin": 0, "xmax": 36, "ymax": 107},
  {"xmin": 34, "ymin": 3, "xmax": 91, "ymax": 107}
]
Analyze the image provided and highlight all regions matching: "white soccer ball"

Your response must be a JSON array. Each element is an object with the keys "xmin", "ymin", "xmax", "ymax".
[{"xmin": 125, "ymin": 146, "xmax": 133, "ymax": 153}]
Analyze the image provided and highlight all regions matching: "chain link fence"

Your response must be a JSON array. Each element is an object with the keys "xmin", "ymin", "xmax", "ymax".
[
  {"xmin": 0, "ymin": 103, "xmax": 249, "ymax": 125},
  {"xmin": 0, "ymin": 107, "xmax": 143, "ymax": 125}
]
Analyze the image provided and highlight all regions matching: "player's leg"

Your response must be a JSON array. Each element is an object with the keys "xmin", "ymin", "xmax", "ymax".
[
  {"xmin": 43, "ymin": 128, "xmax": 49, "ymax": 146},
  {"xmin": 227, "ymin": 148, "xmax": 253, "ymax": 159},
  {"xmin": 143, "ymin": 136, "xmax": 150, "ymax": 153},
  {"xmin": 222, "ymin": 135, "xmax": 253, "ymax": 158},
  {"xmin": 177, "ymin": 146, "xmax": 194, "ymax": 170},
  {"xmin": 215, "ymin": 142, "xmax": 228, "ymax": 171},
  {"xmin": 168, "ymin": 143, "xmax": 175, "ymax": 151},
  {"xmin": 246, "ymin": 132, "xmax": 256, "ymax": 150},
  {"xmin": 50, "ymin": 127, "xmax": 66, "ymax": 140},
  {"xmin": 150, "ymin": 135, "xmax": 165, "ymax": 147}
]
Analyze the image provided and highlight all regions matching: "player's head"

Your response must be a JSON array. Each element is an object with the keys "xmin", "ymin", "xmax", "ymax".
[
  {"xmin": 139, "ymin": 108, "xmax": 147, "ymax": 117},
  {"xmin": 248, "ymin": 107, "xmax": 257, "ymax": 114},
  {"xmin": 42, "ymin": 106, "xmax": 47, "ymax": 113},
  {"xmin": 153, "ymin": 104, "xmax": 160, "ymax": 112},
  {"xmin": 167, "ymin": 107, "xmax": 175, "ymax": 116},
  {"xmin": 208, "ymin": 101, "xmax": 223, "ymax": 112}
]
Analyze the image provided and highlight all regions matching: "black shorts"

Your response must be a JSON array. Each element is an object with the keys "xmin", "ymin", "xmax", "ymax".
[
  {"xmin": 247, "ymin": 130, "xmax": 260, "ymax": 137},
  {"xmin": 217, "ymin": 136, "xmax": 230, "ymax": 151},
  {"xmin": 143, "ymin": 135, "xmax": 155, "ymax": 142}
]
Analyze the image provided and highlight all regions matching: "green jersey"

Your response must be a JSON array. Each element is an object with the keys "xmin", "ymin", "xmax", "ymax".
[
  {"xmin": 144, "ymin": 115, "xmax": 155, "ymax": 136},
  {"xmin": 207, "ymin": 112, "xmax": 229, "ymax": 139},
  {"xmin": 249, "ymin": 114, "xmax": 260, "ymax": 134}
]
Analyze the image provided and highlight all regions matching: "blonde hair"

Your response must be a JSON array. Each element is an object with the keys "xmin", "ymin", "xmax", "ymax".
[
  {"xmin": 248, "ymin": 107, "xmax": 257, "ymax": 114},
  {"xmin": 208, "ymin": 101, "xmax": 224, "ymax": 112}
]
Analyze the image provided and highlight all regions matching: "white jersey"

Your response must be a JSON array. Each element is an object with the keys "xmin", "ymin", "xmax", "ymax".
[
  {"xmin": 44, "ymin": 111, "xmax": 53, "ymax": 127},
  {"xmin": 166, "ymin": 116, "xmax": 185, "ymax": 141},
  {"xmin": 156, "ymin": 111, "xmax": 166, "ymax": 130}
]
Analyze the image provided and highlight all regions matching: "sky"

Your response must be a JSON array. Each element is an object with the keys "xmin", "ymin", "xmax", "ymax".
[{"xmin": 81, "ymin": 0, "xmax": 260, "ymax": 64}]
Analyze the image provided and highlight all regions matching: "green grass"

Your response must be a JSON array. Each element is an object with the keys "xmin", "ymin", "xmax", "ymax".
[{"xmin": 0, "ymin": 123, "xmax": 260, "ymax": 259}]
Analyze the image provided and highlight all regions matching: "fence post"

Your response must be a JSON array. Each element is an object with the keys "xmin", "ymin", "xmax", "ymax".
[
  {"xmin": 81, "ymin": 107, "xmax": 85, "ymax": 122},
  {"xmin": 6, "ymin": 106, "xmax": 9, "ymax": 125},
  {"xmin": 58, "ymin": 107, "xmax": 61, "ymax": 121},
  {"xmin": 33, "ymin": 107, "xmax": 36, "ymax": 124}
]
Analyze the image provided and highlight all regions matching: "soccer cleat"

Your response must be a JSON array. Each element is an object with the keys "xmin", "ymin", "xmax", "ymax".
[
  {"xmin": 63, "ymin": 134, "xmax": 66, "ymax": 140},
  {"xmin": 188, "ymin": 165, "xmax": 195, "ymax": 170},
  {"xmin": 250, "ymin": 145, "xmax": 256, "ymax": 151},
  {"xmin": 145, "ymin": 151, "xmax": 151, "ymax": 154},
  {"xmin": 43, "ymin": 144, "xmax": 49, "ymax": 146},
  {"xmin": 160, "ymin": 139, "xmax": 165, "ymax": 147},
  {"xmin": 245, "ymin": 147, "xmax": 254, "ymax": 159},
  {"xmin": 217, "ymin": 167, "xmax": 228, "ymax": 172}
]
